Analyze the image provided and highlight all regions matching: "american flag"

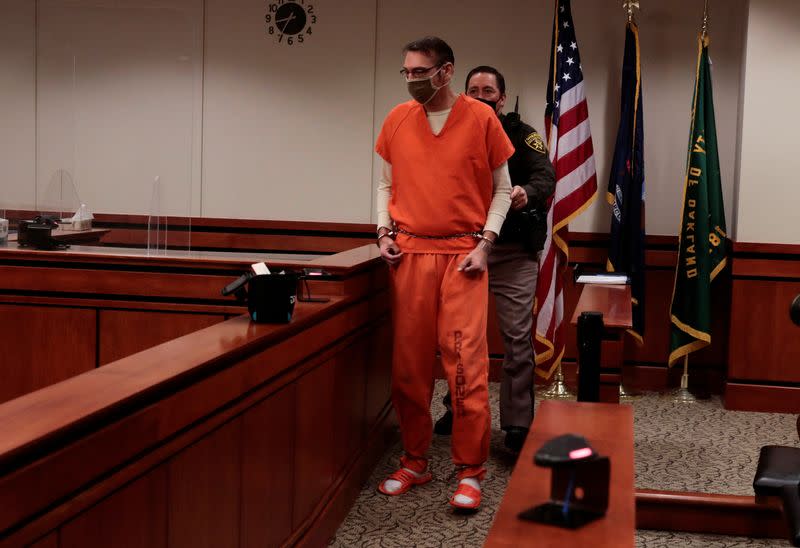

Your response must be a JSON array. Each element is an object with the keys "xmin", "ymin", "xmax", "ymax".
[{"xmin": 534, "ymin": 0, "xmax": 598, "ymax": 379}]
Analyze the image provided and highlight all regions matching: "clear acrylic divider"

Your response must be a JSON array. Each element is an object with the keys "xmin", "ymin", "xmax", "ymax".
[
  {"xmin": 0, "ymin": 208, "xmax": 7, "ymax": 244},
  {"xmin": 39, "ymin": 169, "xmax": 86, "ymax": 228},
  {"xmin": 35, "ymin": 4, "xmax": 199, "ymax": 254},
  {"xmin": 147, "ymin": 176, "xmax": 167, "ymax": 256}
]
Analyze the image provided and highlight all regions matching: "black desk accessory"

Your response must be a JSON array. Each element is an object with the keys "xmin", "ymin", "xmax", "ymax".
[
  {"xmin": 518, "ymin": 434, "xmax": 610, "ymax": 529},
  {"xmin": 298, "ymin": 268, "xmax": 332, "ymax": 303},
  {"xmin": 577, "ymin": 312, "xmax": 604, "ymax": 402},
  {"xmin": 221, "ymin": 268, "xmax": 333, "ymax": 323},
  {"xmin": 221, "ymin": 271, "xmax": 298, "ymax": 323},
  {"xmin": 17, "ymin": 216, "xmax": 69, "ymax": 250}
]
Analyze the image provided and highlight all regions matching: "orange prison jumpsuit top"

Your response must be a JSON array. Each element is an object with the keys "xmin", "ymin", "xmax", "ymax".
[{"xmin": 375, "ymin": 95, "xmax": 514, "ymax": 480}]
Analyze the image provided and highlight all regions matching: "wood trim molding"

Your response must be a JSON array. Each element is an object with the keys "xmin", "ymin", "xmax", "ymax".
[
  {"xmin": 2, "ymin": 210, "xmax": 376, "ymax": 235},
  {"xmin": 636, "ymin": 489, "xmax": 788, "ymax": 538},
  {"xmin": 292, "ymin": 405, "xmax": 398, "ymax": 548},
  {"xmin": 724, "ymin": 383, "xmax": 800, "ymax": 414},
  {"xmin": 733, "ymin": 241, "xmax": 800, "ymax": 256}
]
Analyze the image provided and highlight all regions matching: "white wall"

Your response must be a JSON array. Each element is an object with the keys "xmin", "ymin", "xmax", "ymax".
[
  {"xmin": 736, "ymin": 0, "xmax": 800, "ymax": 245},
  {"xmin": 0, "ymin": 0, "xmax": 781, "ymax": 241},
  {"xmin": 35, "ymin": 0, "xmax": 202, "ymax": 217},
  {"xmin": 0, "ymin": 0, "xmax": 35, "ymax": 212},
  {"xmin": 372, "ymin": 0, "xmax": 747, "ymax": 236},
  {"xmin": 202, "ymin": 0, "xmax": 376, "ymax": 222}
]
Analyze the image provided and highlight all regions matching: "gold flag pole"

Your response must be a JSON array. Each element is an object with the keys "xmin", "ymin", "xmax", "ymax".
[
  {"xmin": 618, "ymin": 0, "xmax": 641, "ymax": 403},
  {"xmin": 619, "ymin": 373, "xmax": 639, "ymax": 402},
  {"xmin": 669, "ymin": 0, "xmax": 709, "ymax": 405},
  {"xmin": 701, "ymin": 0, "xmax": 709, "ymax": 40},
  {"xmin": 622, "ymin": 0, "xmax": 639, "ymax": 24},
  {"xmin": 538, "ymin": 362, "xmax": 574, "ymax": 400},
  {"xmin": 671, "ymin": 355, "xmax": 697, "ymax": 403}
]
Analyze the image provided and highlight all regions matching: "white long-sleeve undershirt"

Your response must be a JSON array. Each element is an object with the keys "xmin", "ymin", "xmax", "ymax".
[{"xmin": 376, "ymin": 107, "xmax": 512, "ymax": 236}]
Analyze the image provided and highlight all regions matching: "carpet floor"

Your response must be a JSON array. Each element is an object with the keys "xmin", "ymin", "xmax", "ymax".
[{"xmin": 329, "ymin": 380, "xmax": 799, "ymax": 547}]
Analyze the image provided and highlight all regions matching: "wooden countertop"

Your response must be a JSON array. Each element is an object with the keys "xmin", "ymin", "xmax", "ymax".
[
  {"xmin": 485, "ymin": 400, "xmax": 635, "ymax": 547},
  {"xmin": 0, "ymin": 242, "xmax": 383, "ymax": 275},
  {"xmin": 570, "ymin": 284, "xmax": 633, "ymax": 329}
]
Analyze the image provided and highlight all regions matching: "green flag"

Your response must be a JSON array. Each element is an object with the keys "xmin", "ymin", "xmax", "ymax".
[{"xmin": 668, "ymin": 35, "xmax": 728, "ymax": 366}]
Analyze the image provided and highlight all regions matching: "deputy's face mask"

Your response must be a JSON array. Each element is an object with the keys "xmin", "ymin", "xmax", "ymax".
[
  {"xmin": 475, "ymin": 97, "xmax": 499, "ymax": 114},
  {"xmin": 407, "ymin": 66, "xmax": 445, "ymax": 105}
]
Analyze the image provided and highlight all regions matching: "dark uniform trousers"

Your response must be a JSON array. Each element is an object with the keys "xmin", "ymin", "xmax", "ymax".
[
  {"xmin": 441, "ymin": 110, "xmax": 554, "ymax": 434},
  {"xmin": 488, "ymin": 243, "xmax": 538, "ymax": 430}
]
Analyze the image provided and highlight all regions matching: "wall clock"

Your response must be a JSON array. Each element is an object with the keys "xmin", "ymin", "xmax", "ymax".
[{"xmin": 266, "ymin": 1, "xmax": 317, "ymax": 45}]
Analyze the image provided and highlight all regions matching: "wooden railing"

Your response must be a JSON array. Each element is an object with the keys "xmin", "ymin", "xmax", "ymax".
[{"xmin": 0, "ymin": 243, "xmax": 394, "ymax": 547}]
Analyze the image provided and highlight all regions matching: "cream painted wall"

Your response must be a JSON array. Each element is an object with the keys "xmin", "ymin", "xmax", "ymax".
[
  {"xmin": 35, "ymin": 0, "xmax": 202, "ymax": 217},
  {"xmin": 372, "ymin": 0, "xmax": 746, "ymax": 235},
  {"xmin": 0, "ymin": 0, "xmax": 760, "ymax": 237},
  {"xmin": 736, "ymin": 0, "xmax": 800, "ymax": 245},
  {"xmin": 0, "ymin": 0, "xmax": 35, "ymax": 212},
  {"xmin": 201, "ymin": 0, "xmax": 377, "ymax": 222}
]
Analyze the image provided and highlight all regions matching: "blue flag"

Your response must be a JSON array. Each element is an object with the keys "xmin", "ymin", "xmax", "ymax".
[{"xmin": 607, "ymin": 21, "xmax": 645, "ymax": 343}]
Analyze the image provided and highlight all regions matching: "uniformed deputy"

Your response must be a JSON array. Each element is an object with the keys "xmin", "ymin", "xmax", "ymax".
[{"xmin": 434, "ymin": 65, "xmax": 556, "ymax": 452}]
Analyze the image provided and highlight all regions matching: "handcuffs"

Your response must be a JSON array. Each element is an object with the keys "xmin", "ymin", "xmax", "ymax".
[{"xmin": 376, "ymin": 226, "xmax": 494, "ymax": 249}]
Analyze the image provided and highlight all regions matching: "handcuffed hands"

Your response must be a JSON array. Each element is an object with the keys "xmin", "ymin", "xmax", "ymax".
[{"xmin": 379, "ymin": 236, "xmax": 403, "ymax": 266}]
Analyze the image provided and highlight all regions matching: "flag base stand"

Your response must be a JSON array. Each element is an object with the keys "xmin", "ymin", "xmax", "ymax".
[
  {"xmin": 538, "ymin": 366, "xmax": 575, "ymax": 400},
  {"xmin": 619, "ymin": 384, "xmax": 641, "ymax": 402},
  {"xmin": 670, "ymin": 370, "xmax": 698, "ymax": 404}
]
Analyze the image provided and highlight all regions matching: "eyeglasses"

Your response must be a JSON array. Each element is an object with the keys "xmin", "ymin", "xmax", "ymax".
[{"xmin": 400, "ymin": 64, "xmax": 441, "ymax": 80}]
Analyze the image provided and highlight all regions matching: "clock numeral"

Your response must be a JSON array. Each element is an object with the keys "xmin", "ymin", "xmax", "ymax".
[
  {"xmin": 268, "ymin": 25, "xmax": 274, "ymax": 34},
  {"xmin": 307, "ymin": 4, "xmax": 314, "ymax": 13},
  {"xmin": 278, "ymin": 33, "xmax": 283, "ymax": 43},
  {"xmin": 306, "ymin": 26, "xmax": 312, "ymax": 35},
  {"xmin": 268, "ymin": 4, "xmax": 277, "ymax": 13},
  {"xmin": 311, "ymin": 15, "xmax": 316, "ymax": 24},
  {"xmin": 265, "ymin": 14, "xmax": 271, "ymax": 22},
  {"xmin": 298, "ymin": 34, "xmax": 304, "ymax": 43},
  {"xmin": 288, "ymin": 36, "xmax": 294, "ymax": 45}
]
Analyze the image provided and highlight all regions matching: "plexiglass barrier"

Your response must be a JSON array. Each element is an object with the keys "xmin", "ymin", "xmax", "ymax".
[{"xmin": 0, "ymin": 2, "xmax": 202, "ymax": 250}]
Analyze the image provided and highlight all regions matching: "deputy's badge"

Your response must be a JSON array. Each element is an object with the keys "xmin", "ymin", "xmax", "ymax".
[{"xmin": 525, "ymin": 132, "xmax": 547, "ymax": 154}]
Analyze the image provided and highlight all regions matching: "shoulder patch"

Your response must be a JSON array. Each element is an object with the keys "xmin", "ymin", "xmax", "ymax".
[{"xmin": 524, "ymin": 132, "xmax": 547, "ymax": 154}]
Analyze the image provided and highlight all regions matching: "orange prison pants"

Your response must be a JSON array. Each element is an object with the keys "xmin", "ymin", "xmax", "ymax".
[{"xmin": 390, "ymin": 253, "xmax": 490, "ymax": 480}]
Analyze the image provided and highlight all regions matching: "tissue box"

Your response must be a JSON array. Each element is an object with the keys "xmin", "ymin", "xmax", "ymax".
[{"xmin": 59, "ymin": 218, "xmax": 92, "ymax": 231}]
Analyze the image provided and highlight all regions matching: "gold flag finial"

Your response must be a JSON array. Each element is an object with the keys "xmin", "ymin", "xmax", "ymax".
[
  {"xmin": 622, "ymin": 0, "xmax": 640, "ymax": 24},
  {"xmin": 701, "ymin": 0, "xmax": 710, "ymax": 39}
]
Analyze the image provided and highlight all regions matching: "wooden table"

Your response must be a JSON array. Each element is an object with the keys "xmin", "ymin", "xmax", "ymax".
[
  {"xmin": 570, "ymin": 284, "xmax": 632, "ymax": 403},
  {"xmin": 485, "ymin": 400, "xmax": 635, "ymax": 547}
]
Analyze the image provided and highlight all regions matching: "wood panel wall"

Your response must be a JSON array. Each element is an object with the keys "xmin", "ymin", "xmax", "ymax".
[
  {"xmin": 725, "ymin": 242, "xmax": 800, "ymax": 412},
  {"xmin": 0, "ymin": 258, "xmax": 393, "ymax": 548},
  {"xmin": 0, "ymin": 304, "xmax": 96, "ymax": 403},
  {"xmin": 92, "ymin": 213, "xmax": 376, "ymax": 254},
  {"xmin": 4, "ymin": 213, "xmax": 800, "ymax": 413},
  {"xmin": 0, "ymin": 262, "xmax": 239, "ymax": 403}
]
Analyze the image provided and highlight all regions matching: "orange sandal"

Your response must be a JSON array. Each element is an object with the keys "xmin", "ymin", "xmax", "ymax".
[
  {"xmin": 378, "ymin": 468, "xmax": 432, "ymax": 496},
  {"xmin": 449, "ymin": 482, "xmax": 482, "ymax": 510}
]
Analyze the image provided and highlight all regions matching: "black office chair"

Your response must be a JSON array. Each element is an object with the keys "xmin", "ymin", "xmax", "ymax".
[
  {"xmin": 752, "ymin": 299, "xmax": 800, "ymax": 546},
  {"xmin": 753, "ymin": 439, "xmax": 800, "ymax": 546}
]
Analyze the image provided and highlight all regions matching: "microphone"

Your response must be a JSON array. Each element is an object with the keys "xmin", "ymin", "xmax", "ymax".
[
  {"xmin": 791, "ymin": 294, "xmax": 800, "ymax": 327},
  {"xmin": 221, "ymin": 272, "xmax": 253, "ymax": 298}
]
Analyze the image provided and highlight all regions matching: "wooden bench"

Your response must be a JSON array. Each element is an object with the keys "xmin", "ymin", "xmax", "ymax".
[{"xmin": 485, "ymin": 400, "xmax": 635, "ymax": 547}]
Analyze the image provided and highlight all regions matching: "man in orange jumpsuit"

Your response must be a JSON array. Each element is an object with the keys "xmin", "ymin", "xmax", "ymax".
[{"xmin": 374, "ymin": 36, "xmax": 514, "ymax": 511}]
